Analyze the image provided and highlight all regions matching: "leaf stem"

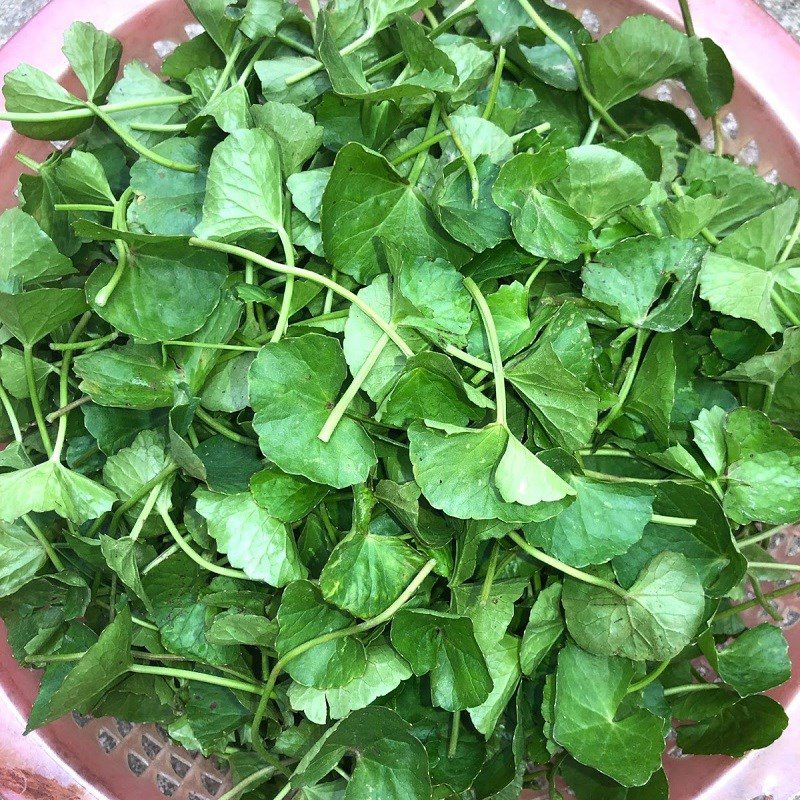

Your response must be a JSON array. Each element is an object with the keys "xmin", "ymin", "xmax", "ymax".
[
  {"xmin": 51, "ymin": 312, "xmax": 91, "ymax": 463},
  {"xmin": 87, "ymin": 102, "xmax": 199, "ymax": 173},
  {"xmin": 217, "ymin": 766, "xmax": 280, "ymax": 800},
  {"xmin": 102, "ymin": 463, "xmax": 179, "ymax": 536},
  {"xmin": 54, "ymin": 203, "xmax": 115, "ymax": 213},
  {"xmin": 194, "ymin": 406, "xmax": 259, "ymax": 447},
  {"xmin": 94, "ymin": 187, "xmax": 134, "ymax": 307},
  {"xmin": 780, "ymin": 211, "xmax": 800, "ymax": 262},
  {"xmin": 772, "ymin": 291, "xmax": 800, "ymax": 327},
  {"xmin": 749, "ymin": 572, "xmax": 783, "ymax": 622},
  {"xmin": 650, "ymin": 514, "xmax": 697, "ymax": 528},
  {"xmin": 0, "ymin": 95, "xmax": 191, "ymax": 124},
  {"xmin": 271, "ymin": 225, "xmax": 297, "ymax": 343},
  {"xmin": 50, "ymin": 331, "xmax": 118, "ymax": 352},
  {"xmin": 582, "ymin": 469, "xmax": 694, "ymax": 486},
  {"xmin": 0, "ymin": 381, "xmax": 23, "ymax": 443},
  {"xmin": 748, "ymin": 561, "xmax": 800, "ymax": 574},
  {"xmin": 22, "ymin": 514, "xmax": 64, "ymax": 571},
  {"xmin": 524, "ymin": 258, "xmax": 549, "ymax": 291},
  {"xmin": 24, "ymin": 345, "xmax": 53, "ymax": 456},
  {"xmin": 189, "ymin": 238, "xmax": 414, "ymax": 356},
  {"xmin": 409, "ymin": 100, "xmax": 441, "ymax": 186},
  {"xmin": 662, "ymin": 683, "xmax": 720, "ymax": 698},
  {"xmin": 480, "ymin": 541, "xmax": 501, "ymax": 604},
  {"xmin": 392, "ymin": 130, "xmax": 450, "ymax": 166},
  {"xmin": 319, "ymin": 333, "xmax": 390, "ymax": 443},
  {"xmin": 714, "ymin": 580, "xmax": 800, "ymax": 622},
  {"xmin": 129, "ymin": 483, "xmax": 162, "ymax": 542},
  {"xmin": 464, "ymin": 278, "xmax": 506, "ymax": 425},
  {"xmin": 285, "ymin": 28, "xmax": 376, "ymax": 87},
  {"xmin": 442, "ymin": 111, "xmax": 480, "ymax": 206},
  {"xmin": 483, "ymin": 47, "xmax": 506, "ymax": 120},
  {"xmin": 129, "ymin": 663, "xmax": 264, "ymax": 695},
  {"xmin": 581, "ymin": 116, "xmax": 601, "ymax": 146},
  {"xmin": 508, "ymin": 531, "xmax": 628, "ymax": 598},
  {"xmin": 163, "ymin": 340, "xmax": 260, "ymax": 352},
  {"xmin": 141, "ymin": 543, "xmax": 179, "ymax": 576},
  {"xmin": 677, "ymin": 0, "xmax": 697, "ymax": 36},
  {"xmin": 738, "ymin": 523, "xmax": 789, "ymax": 548},
  {"xmin": 159, "ymin": 507, "xmax": 251, "ymax": 580},
  {"xmin": 129, "ymin": 122, "xmax": 188, "ymax": 133},
  {"xmin": 596, "ymin": 329, "xmax": 648, "ymax": 434},
  {"xmin": 448, "ymin": 711, "xmax": 461, "ymax": 758},
  {"xmin": 210, "ymin": 37, "xmax": 246, "ymax": 102},
  {"xmin": 515, "ymin": 0, "xmax": 627, "ymax": 138},
  {"xmin": 626, "ymin": 659, "xmax": 670, "ymax": 694},
  {"xmin": 250, "ymin": 559, "xmax": 437, "ymax": 759}
]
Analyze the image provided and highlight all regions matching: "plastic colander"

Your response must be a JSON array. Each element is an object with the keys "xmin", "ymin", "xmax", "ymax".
[{"xmin": 1, "ymin": 1, "xmax": 800, "ymax": 799}]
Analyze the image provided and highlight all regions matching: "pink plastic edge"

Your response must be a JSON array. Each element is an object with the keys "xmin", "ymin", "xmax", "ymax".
[{"xmin": 0, "ymin": 1, "xmax": 799, "ymax": 799}]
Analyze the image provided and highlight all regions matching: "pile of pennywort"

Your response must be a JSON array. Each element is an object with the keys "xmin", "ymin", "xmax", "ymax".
[{"xmin": 1, "ymin": 0, "xmax": 800, "ymax": 797}]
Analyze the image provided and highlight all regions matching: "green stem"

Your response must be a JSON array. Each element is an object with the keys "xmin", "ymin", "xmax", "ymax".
[
  {"xmin": 663, "ymin": 683, "xmax": 720, "ymax": 698},
  {"xmin": 250, "ymin": 559, "xmax": 438, "ymax": 758},
  {"xmin": 23, "ymin": 515, "xmax": 64, "ymax": 571},
  {"xmin": 650, "ymin": 514, "xmax": 697, "ymax": 528},
  {"xmin": 0, "ymin": 94, "xmax": 191, "ymax": 124},
  {"xmin": 677, "ymin": 0, "xmax": 697, "ymax": 36},
  {"xmin": 464, "ymin": 278, "xmax": 506, "ymax": 425},
  {"xmin": 141, "ymin": 543, "xmax": 180, "ymax": 576},
  {"xmin": 443, "ymin": 111, "xmax": 480, "ymax": 206},
  {"xmin": 448, "ymin": 711, "xmax": 461, "ymax": 758},
  {"xmin": 129, "ymin": 664, "xmax": 263, "ymax": 695},
  {"xmin": 160, "ymin": 507, "xmax": 251, "ymax": 580},
  {"xmin": 323, "ymin": 270, "xmax": 338, "ymax": 315},
  {"xmin": 749, "ymin": 572, "xmax": 783, "ymax": 622},
  {"xmin": 0, "ymin": 381, "xmax": 23, "ymax": 443},
  {"xmin": 597, "ymin": 329, "xmax": 649, "ymax": 434},
  {"xmin": 88, "ymin": 102, "xmax": 199, "ymax": 173},
  {"xmin": 238, "ymin": 40, "xmax": 271, "ymax": 86},
  {"xmin": 524, "ymin": 258, "xmax": 549, "ymax": 291},
  {"xmin": 94, "ymin": 187, "xmax": 134, "ymax": 308},
  {"xmin": 626, "ymin": 660, "xmax": 670, "ymax": 694},
  {"xmin": 50, "ymin": 331, "xmax": 118, "ymax": 352},
  {"xmin": 772, "ymin": 291, "xmax": 800, "ymax": 327},
  {"xmin": 54, "ymin": 203, "xmax": 115, "ymax": 213},
  {"xmin": 189, "ymin": 238, "xmax": 414, "ymax": 356},
  {"xmin": 480, "ymin": 541, "xmax": 501, "ymax": 604},
  {"xmin": 409, "ymin": 100, "xmax": 441, "ymax": 186},
  {"xmin": 163, "ymin": 340, "xmax": 260, "ymax": 352},
  {"xmin": 483, "ymin": 47, "xmax": 506, "ymax": 120},
  {"xmin": 738, "ymin": 524, "xmax": 789, "ymax": 548},
  {"xmin": 277, "ymin": 32, "xmax": 315, "ymax": 55},
  {"xmin": 51, "ymin": 312, "xmax": 91, "ymax": 463},
  {"xmin": 24, "ymin": 345, "xmax": 52, "ymax": 456},
  {"xmin": 392, "ymin": 130, "xmax": 451, "ymax": 167},
  {"xmin": 209, "ymin": 37, "xmax": 245, "ymax": 102},
  {"xmin": 515, "ymin": 0, "xmax": 627, "ymax": 138},
  {"xmin": 46, "ymin": 396, "xmax": 90, "ymax": 424},
  {"xmin": 194, "ymin": 406, "xmax": 259, "ymax": 447},
  {"xmin": 780, "ymin": 211, "xmax": 800, "ymax": 262},
  {"xmin": 581, "ymin": 116, "xmax": 601, "ymax": 146},
  {"xmin": 443, "ymin": 344, "xmax": 493, "ymax": 373},
  {"xmin": 129, "ymin": 122, "xmax": 187, "ymax": 133},
  {"xmin": 714, "ymin": 580, "xmax": 800, "ymax": 622},
  {"xmin": 217, "ymin": 767, "xmax": 281, "ymax": 800},
  {"xmin": 100, "ymin": 463, "xmax": 179, "ymax": 536},
  {"xmin": 508, "ymin": 531, "xmax": 628, "ymax": 598},
  {"xmin": 15, "ymin": 153, "xmax": 41, "ymax": 171},
  {"xmin": 582, "ymin": 469, "xmax": 694, "ymax": 486},
  {"xmin": 748, "ymin": 561, "xmax": 800, "ymax": 574},
  {"xmin": 285, "ymin": 28, "xmax": 376, "ymax": 87},
  {"xmin": 579, "ymin": 447, "xmax": 635, "ymax": 459},
  {"xmin": 271, "ymin": 225, "xmax": 296, "ymax": 343},
  {"xmin": 129, "ymin": 483, "xmax": 162, "ymax": 542},
  {"xmin": 319, "ymin": 334, "xmax": 390, "ymax": 442}
]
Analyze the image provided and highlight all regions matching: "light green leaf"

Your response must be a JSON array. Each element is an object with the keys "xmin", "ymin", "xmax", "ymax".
[
  {"xmin": 62, "ymin": 21, "xmax": 122, "ymax": 103},
  {"xmin": 520, "ymin": 582, "xmax": 564, "ymax": 676},
  {"xmin": 691, "ymin": 405, "xmax": 727, "ymax": 476},
  {"xmin": 624, "ymin": 334, "xmax": 676, "ymax": 446},
  {"xmin": 468, "ymin": 634, "xmax": 521, "ymax": 737},
  {"xmin": 0, "ymin": 288, "xmax": 87, "ymax": 346},
  {"xmin": 253, "ymin": 101, "xmax": 324, "ymax": 177},
  {"xmin": 250, "ymin": 467, "xmax": 329, "ymax": 523},
  {"xmin": 0, "ymin": 521, "xmax": 47, "ymax": 598}
]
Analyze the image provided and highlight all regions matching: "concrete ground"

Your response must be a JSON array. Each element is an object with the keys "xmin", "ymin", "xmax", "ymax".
[{"xmin": 1, "ymin": 0, "xmax": 799, "ymax": 45}]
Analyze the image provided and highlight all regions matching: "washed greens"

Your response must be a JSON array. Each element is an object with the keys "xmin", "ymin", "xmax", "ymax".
[{"xmin": 1, "ymin": 0, "xmax": 799, "ymax": 798}]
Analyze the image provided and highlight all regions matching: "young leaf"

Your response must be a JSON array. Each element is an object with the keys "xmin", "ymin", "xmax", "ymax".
[
  {"xmin": 0, "ymin": 521, "xmax": 48, "ymax": 599},
  {"xmin": 0, "ymin": 288, "xmax": 87, "ymax": 346},
  {"xmin": 62, "ymin": 21, "xmax": 123, "ymax": 103},
  {"xmin": 520, "ymin": 582, "xmax": 564, "ymax": 677}
]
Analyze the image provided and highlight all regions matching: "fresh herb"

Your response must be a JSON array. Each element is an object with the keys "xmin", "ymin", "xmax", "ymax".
[{"xmin": 0, "ymin": 1, "xmax": 798, "ymax": 797}]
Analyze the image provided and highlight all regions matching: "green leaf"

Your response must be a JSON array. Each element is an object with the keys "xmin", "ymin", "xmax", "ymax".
[
  {"xmin": 409, "ymin": 421, "xmax": 574, "ymax": 523},
  {"xmin": 27, "ymin": 607, "xmax": 133, "ymax": 731},
  {"xmin": 195, "ymin": 128, "xmax": 285, "ymax": 241},
  {"xmin": 62, "ymin": 21, "xmax": 122, "ymax": 103},
  {"xmin": 553, "ymin": 145, "xmax": 651, "ymax": 224},
  {"xmin": 583, "ymin": 236, "xmax": 706, "ymax": 331},
  {"xmin": 129, "ymin": 137, "xmax": 211, "ymax": 236},
  {"xmin": 276, "ymin": 580, "xmax": 367, "ymax": 689},
  {"xmin": 613, "ymin": 483, "xmax": 746, "ymax": 598},
  {"xmin": 0, "ymin": 288, "xmax": 87, "ymax": 346},
  {"xmin": 507, "ymin": 341, "xmax": 599, "ymax": 451},
  {"xmin": 0, "ymin": 521, "xmax": 47, "ymax": 598},
  {"xmin": 676, "ymin": 694, "xmax": 788, "ymax": 757},
  {"xmin": 562, "ymin": 552, "xmax": 705, "ymax": 662},
  {"xmin": 253, "ymin": 101, "xmax": 324, "ymax": 179},
  {"xmin": 0, "ymin": 209, "xmax": 75, "ymax": 293},
  {"xmin": 451, "ymin": 578, "xmax": 528, "ymax": 651},
  {"xmin": 74, "ymin": 344, "xmax": 177, "ymax": 410},
  {"xmin": 691, "ymin": 405, "xmax": 727, "ymax": 476},
  {"xmin": 681, "ymin": 37, "xmax": 734, "ymax": 118},
  {"xmin": 288, "ymin": 640, "xmax": 412, "ymax": 724},
  {"xmin": 0, "ymin": 345, "xmax": 55, "ymax": 399},
  {"xmin": 186, "ymin": 0, "xmax": 240, "ymax": 53},
  {"xmin": 321, "ymin": 142, "xmax": 468, "ymax": 284},
  {"xmin": 53, "ymin": 150, "xmax": 115, "ymax": 205},
  {"xmin": 250, "ymin": 467, "xmax": 329, "ymax": 523},
  {"xmin": 584, "ymin": 15, "xmax": 693, "ymax": 109},
  {"xmin": 100, "ymin": 535, "xmax": 150, "ymax": 608},
  {"xmin": 723, "ymin": 407, "xmax": 800, "ymax": 525},
  {"xmin": 288, "ymin": 167, "xmax": 332, "ymax": 224},
  {"xmin": 553, "ymin": 643, "xmax": 665, "ymax": 787},
  {"xmin": 249, "ymin": 333, "xmax": 377, "ymax": 488},
  {"xmin": 699, "ymin": 199, "xmax": 800, "ymax": 334},
  {"xmin": 624, "ymin": 334, "xmax": 676, "ymax": 446},
  {"xmin": 0, "ymin": 461, "xmax": 116, "ymax": 525},
  {"xmin": 207, "ymin": 612, "xmax": 277, "ymax": 648},
  {"xmin": 391, "ymin": 608, "xmax": 492, "ymax": 711},
  {"xmin": 320, "ymin": 529, "xmax": 427, "ymax": 619},
  {"xmin": 2, "ymin": 64, "xmax": 90, "ymax": 140},
  {"xmin": 524, "ymin": 476, "xmax": 654, "ymax": 568},
  {"xmin": 468, "ymin": 634, "xmax": 521, "ymax": 737},
  {"xmin": 520, "ymin": 582, "xmax": 564, "ymax": 677},
  {"xmin": 293, "ymin": 707, "xmax": 432, "ymax": 800},
  {"xmin": 720, "ymin": 326, "xmax": 800, "ymax": 392},
  {"xmin": 256, "ymin": 56, "xmax": 330, "ymax": 106},
  {"xmin": 195, "ymin": 489, "xmax": 306, "ymax": 586},
  {"xmin": 86, "ymin": 242, "xmax": 228, "ymax": 342},
  {"xmin": 561, "ymin": 760, "xmax": 669, "ymax": 800}
]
